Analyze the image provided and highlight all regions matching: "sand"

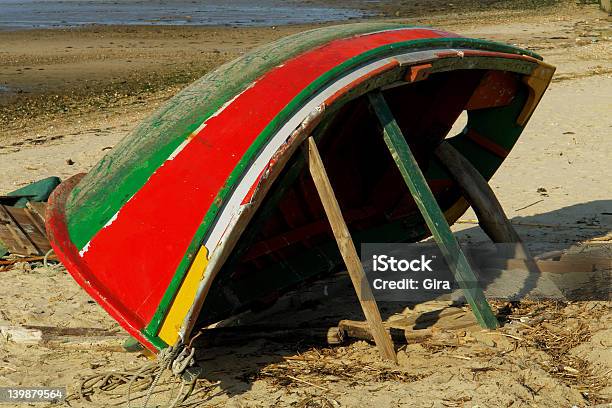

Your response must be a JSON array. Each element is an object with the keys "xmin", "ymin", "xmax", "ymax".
[{"xmin": 0, "ymin": 1, "xmax": 610, "ymax": 407}]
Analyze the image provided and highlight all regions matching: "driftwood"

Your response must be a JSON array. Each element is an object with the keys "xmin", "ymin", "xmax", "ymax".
[
  {"xmin": 0, "ymin": 324, "xmax": 129, "ymax": 352},
  {"xmin": 338, "ymin": 320, "xmax": 433, "ymax": 344},
  {"xmin": 337, "ymin": 305, "xmax": 482, "ymax": 344}
]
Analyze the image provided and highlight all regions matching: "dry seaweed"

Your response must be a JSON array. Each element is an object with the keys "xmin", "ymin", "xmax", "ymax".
[
  {"xmin": 257, "ymin": 347, "xmax": 425, "ymax": 392},
  {"xmin": 496, "ymin": 300, "xmax": 610, "ymax": 403}
]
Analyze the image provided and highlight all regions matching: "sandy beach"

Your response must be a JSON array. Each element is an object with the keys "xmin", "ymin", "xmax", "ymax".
[{"xmin": 0, "ymin": 0, "xmax": 610, "ymax": 406}]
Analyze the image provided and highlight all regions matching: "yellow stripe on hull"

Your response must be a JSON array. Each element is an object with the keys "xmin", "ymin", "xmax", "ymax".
[{"xmin": 158, "ymin": 246, "xmax": 209, "ymax": 345}]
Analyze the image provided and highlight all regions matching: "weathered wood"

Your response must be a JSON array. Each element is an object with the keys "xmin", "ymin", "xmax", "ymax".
[
  {"xmin": 0, "ymin": 324, "xmax": 130, "ymax": 351},
  {"xmin": 43, "ymin": 337, "xmax": 129, "ymax": 352},
  {"xmin": 0, "ymin": 325, "xmax": 43, "ymax": 344},
  {"xmin": 23, "ymin": 325, "xmax": 119, "ymax": 337},
  {"xmin": 5, "ymin": 206, "xmax": 50, "ymax": 254},
  {"xmin": 434, "ymin": 141, "xmax": 522, "ymax": 245},
  {"xmin": 338, "ymin": 310, "xmax": 480, "ymax": 344},
  {"xmin": 306, "ymin": 136, "xmax": 397, "ymax": 363},
  {"xmin": 0, "ymin": 205, "xmax": 40, "ymax": 255},
  {"xmin": 26, "ymin": 201, "xmax": 48, "ymax": 224},
  {"xmin": 434, "ymin": 141, "xmax": 546, "ymax": 292},
  {"xmin": 368, "ymin": 91, "xmax": 499, "ymax": 330}
]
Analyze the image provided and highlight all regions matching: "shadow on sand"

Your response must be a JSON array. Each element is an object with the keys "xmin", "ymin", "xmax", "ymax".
[{"xmin": 192, "ymin": 200, "xmax": 611, "ymax": 399}]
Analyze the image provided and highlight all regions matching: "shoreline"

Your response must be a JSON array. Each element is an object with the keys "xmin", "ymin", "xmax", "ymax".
[{"xmin": 0, "ymin": 1, "xmax": 609, "ymax": 146}]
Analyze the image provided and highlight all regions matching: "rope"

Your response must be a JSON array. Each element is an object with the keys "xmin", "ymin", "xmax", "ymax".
[
  {"xmin": 138, "ymin": 344, "xmax": 182, "ymax": 408},
  {"xmin": 43, "ymin": 248, "xmax": 55, "ymax": 267},
  {"xmin": 62, "ymin": 343, "xmax": 200, "ymax": 407}
]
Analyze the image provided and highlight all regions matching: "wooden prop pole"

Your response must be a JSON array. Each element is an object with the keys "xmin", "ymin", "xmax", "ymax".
[
  {"xmin": 435, "ymin": 142, "xmax": 521, "ymax": 244},
  {"xmin": 368, "ymin": 91, "xmax": 499, "ymax": 330},
  {"xmin": 434, "ymin": 141, "xmax": 542, "ymax": 280},
  {"xmin": 305, "ymin": 136, "xmax": 397, "ymax": 363}
]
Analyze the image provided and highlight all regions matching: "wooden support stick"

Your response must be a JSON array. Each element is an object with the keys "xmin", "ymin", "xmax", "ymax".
[
  {"xmin": 305, "ymin": 136, "xmax": 397, "ymax": 363},
  {"xmin": 368, "ymin": 91, "xmax": 499, "ymax": 330},
  {"xmin": 435, "ymin": 142, "xmax": 522, "ymax": 246},
  {"xmin": 434, "ymin": 141, "xmax": 544, "ymax": 286}
]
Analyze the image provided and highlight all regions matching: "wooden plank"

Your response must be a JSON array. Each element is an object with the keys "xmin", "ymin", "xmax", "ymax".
[
  {"xmin": 306, "ymin": 136, "xmax": 397, "ymax": 363},
  {"xmin": 0, "ymin": 205, "xmax": 39, "ymax": 255},
  {"xmin": 338, "ymin": 310, "xmax": 480, "ymax": 344},
  {"xmin": 0, "ymin": 325, "xmax": 43, "ymax": 344},
  {"xmin": 434, "ymin": 142, "xmax": 519, "ymax": 243},
  {"xmin": 368, "ymin": 91, "xmax": 499, "ymax": 330},
  {"xmin": 0, "ymin": 324, "xmax": 130, "ymax": 351},
  {"xmin": 26, "ymin": 201, "xmax": 48, "ymax": 223},
  {"xmin": 4, "ymin": 206, "xmax": 50, "ymax": 254}
]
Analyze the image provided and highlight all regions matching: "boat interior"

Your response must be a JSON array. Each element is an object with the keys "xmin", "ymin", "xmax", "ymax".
[{"xmin": 197, "ymin": 66, "xmax": 529, "ymax": 325}]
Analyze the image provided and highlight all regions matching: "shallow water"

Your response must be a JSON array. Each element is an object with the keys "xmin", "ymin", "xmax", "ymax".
[{"xmin": 0, "ymin": 0, "xmax": 368, "ymax": 30}]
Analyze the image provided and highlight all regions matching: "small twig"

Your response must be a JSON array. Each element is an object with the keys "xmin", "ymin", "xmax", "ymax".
[
  {"xmin": 514, "ymin": 199, "xmax": 544, "ymax": 212},
  {"xmin": 286, "ymin": 375, "xmax": 331, "ymax": 392},
  {"xmin": 448, "ymin": 355, "xmax": 472, "ymax": 360},
  {"xmin": 514, "ymin": 321, "xmax": 534, "ymax": 330},
  {"xmin": 487, "ymin": 332, "xmax": 524, "ymax": 341}
]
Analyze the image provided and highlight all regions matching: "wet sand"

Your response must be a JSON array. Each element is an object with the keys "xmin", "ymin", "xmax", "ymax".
[
  {"xmin": 0, "ymin": 0, "xmax": 610, "ymax": 406},
  {"xmin": 0, "ymin": 0, "xmax": 367, "ymax": 30}
]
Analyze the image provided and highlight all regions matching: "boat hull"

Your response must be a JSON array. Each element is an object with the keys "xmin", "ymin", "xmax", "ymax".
[{"xmin": 46, "ymin": 23, "xmax": 554, "ymax": 351}]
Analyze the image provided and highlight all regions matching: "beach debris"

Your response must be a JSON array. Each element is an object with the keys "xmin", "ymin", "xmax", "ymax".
[
  {"xmin": 0, "ymin": 254, "xmax": 58, "ymax": 267},
  {"xmin": 514, "ymin": 199, "xmax": 545, "ymax": 211},
  {"xmin": 0, "ymin": 324, "xmax": 129, "ymax": 351},
  {"xmin": 65, "ymin": 362, "xmax": 217, "ymax": 407},
  {"xmin": 331, "ymin": 304, "xmax": 504, "ymax": 349},
  {"xmin": 0, "ymin": 325, "xmax": 43, "ymax": 344},
  {"xmin": 0, "ymin": 176, "xmax": 60, "ymax": 208},
  {"xmin": 495, "ymin": 300, "xmax": 610, "ymax": 403},
  {"xmin": 258, "ymin": 348, "xmax": 425, "ymax": 391},
  {"xmin": 0, "ymin": 177, "xmax": 58, "ymax": 259},
  {"xmin": 0, "ymin": 204, "xmax": 50, "ymax": 257}
]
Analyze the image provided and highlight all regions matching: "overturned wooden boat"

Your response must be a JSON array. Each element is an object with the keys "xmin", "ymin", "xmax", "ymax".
[{"xmin": 46, "ymin": 23, "xmax": 554, "ymax": 351}]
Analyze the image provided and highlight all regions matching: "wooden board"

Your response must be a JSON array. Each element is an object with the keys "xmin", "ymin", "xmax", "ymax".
[
  {"xmin": 26, "ymin": 202, "xmax": 47, "ymax": 223},
  {"xmin": 0, "ymin": 324, "xmax": 129, "ymax": 352},
  {"xmin": 0, "ymin": 205, "xmax": 50, "ymax": 256}
]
